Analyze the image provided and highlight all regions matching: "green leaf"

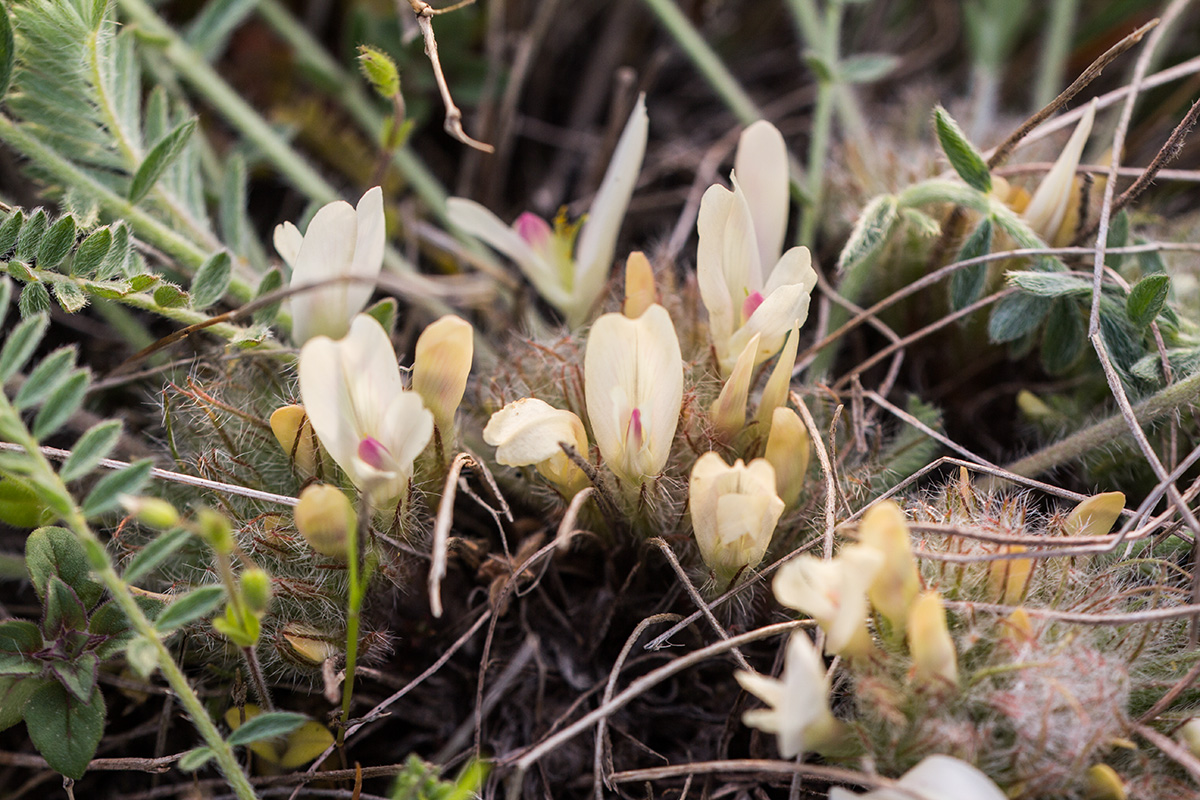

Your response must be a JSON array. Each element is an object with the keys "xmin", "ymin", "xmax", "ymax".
[
  {"xmin": 153, "ymin": 585, "xmax": 226, "ymax": 633},
  {"xmin": 190, "ymin": 250, "xmax": 231, "ymax": 310},
  {"xmin": 0, "ymin": 650, "xmax": 41, "ymax": 677},
  {"xmin": 1040, "ymin": 300, "xmax": 1085, "ymax": 374},
  {"xmin": 1126, "ymin": 273, "xmax": 1170, "ymax": 329},
  {"xmin": 15, "ymin": 209, "xmax": 47, "ymax": 262},
  {"xmin": 97, "ymin": 223, "xmax": 132, "ymax": 280},
  {"xmin": 0, "ymin": 210, "xmax": 23, "ymax": 257},
  {"xmin": 178, "ymin": 746, "xmax": 215, "ymax": 772},
  {"xmin": 949, "ymin": 217, "xmax": 993, "ymax": 311},
  {"xmin": 26, "ymin": 527, "xmax": 104, "ymax": 608},
  {"xmin": 0, "ymin": 2, "xmax": 14, "ymax": 100},
  {"xmin": 34, "ymin": 369, "xmax": 90, "ymax": 439},
  {"xmin": 0, "ymin": 676, "xmax": 40, "ymax": 731},
  {"xmin": 252, "ymin": 267, "xmax": 283, "ymax": 325},
  {"xmin": 802, "ymin": 51, "xmax": 835, "ymax": 83},
  {"xmin": 1007, "ymin": 271, "xmax": 1092, "ymax": 298},
  {"xmin": 128, "ymin": 118, "xmax": 197, "ymax": 204},
  {"xmin": 1106, "ymin": 209, "xmax": 1130, "ymax": 267},
  {"xmin": 81, "ymin": 459, "xmax": 154, "ymax": 518},
  {"xmin": 123, "ymin": 527, "xmax": 192, "ymax": 584},
  {"xmin": 43, "ymin": 575, "xmax": 88, "ymax": 635},
  {"xmin": 1098, "ymin": 299, "xmax": 1142, "ymax": 375},
  {"xmin": 0, "ymin": 619, "xmax": 43, "ymax": 654},
  {"xmin": 48, "ymin": 652, "xmax": 98, "ymax": 703},
  {"xmin": 0, "ymin": 275, "xmax": 11, "ymax": 326},
  {"xmin": 71, "ymin": 228, "xmax": 112, "ymax": 277},
  {"xmin": 124, "ymin": 634, "xmax": 158, "ymax": 679},
  {"xmin": 988, "ymin": 292, "xmax": 1051, "ymax": 343},
  {"xmin": 60, "ymin": 420, "xmax": 123, "ymax": 483},
  {"xmin": 24, "ymin": 681, "xmax": 105, "ymax": 780},
  {"xmin": 37, "ymin": 216, "xmax": 76, "ymax": 270},
  {"xmin": 227, "ymin": 711, "xmax": 307, "ymax": 746},
  {"xmin": 54, "ymin": 282, "xmax": 89, "ymax": 313},
  {"xmin": 128, "ymin": 273, "xmax": 159, "ymax": 292},
  {"xmin": 14, "ymin": 346, "xmax": 76, "ymax": 410},
  {"xmin": 152, "ymin": 282, "xmax": 188, "ymax": 308},
  {"xmin": 18, "ymin": 282, "xmax": 50, "ymax": 316},
  {"xmin": 364, "ymin": 296, "xmax": 398, "ymax": 335},
  {"xmin": 0, "ymin": 478, "xmax": 55, "ymax": 528},
  {"xmin": 838, "ymin": 194, "xmax": 898, "ymax": 272},
  {"xmin": 838, "ymin": 52, "xmax": 899, "ymax": 84},
  {"xmin": 934, "ymin": 106, "xmax": 991, "ymax": 193}
]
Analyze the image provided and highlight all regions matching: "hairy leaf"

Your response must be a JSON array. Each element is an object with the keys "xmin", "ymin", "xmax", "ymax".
[
  {"xmin": 60, "ymin": 420, "xmax": 123, "ymax": 483},
  {"xmin": 934, "ymin": 106, "xmax": 991, "ymax": 193},
  {"xmin": 190, "ymin": 250, "xmax": 231, "ymax": 310},
  {"xmin": 26, "ymin": 527, "xmax": 104, "ymax": 609},
  {"xmin": 24, "ymin": 681, "xmax": 105, "ymax": 780},
  {"xmin": 1126, "ymin": 273, "xmax": 1170, "ymax": 329},
  {"xmin": 227, "ymin": 711, "xmax": 308, "ymax": 746},
  {"xmin": 153, "ymin": 585, "xmax": 225, "ymax": 633},
  {"xmin": 34, "ymin": 369, "xmax": 90, "ymax": 439},
  {"xmin": 128, "ymin": 118, "xmax": 197, "ymax": 204},
  {"xmin": 950, "ymin": 217, "xmax": 993, "ymax": 311},
  {"xmin": 81, "ymin": 459, "xmax": 153, "ymax": 518}
]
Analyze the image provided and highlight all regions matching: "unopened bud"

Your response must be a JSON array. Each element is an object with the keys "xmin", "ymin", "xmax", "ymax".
[
  {"xmin": 858, "ymin": 501, "xmax": 920, "ymax": 631},
  {"xmin": 907, "ymin": 591, "xmax": 958, "ymax": 687},
  {"xmin": 1064, "ymin": 491, "xmax": 1125, "ymax": 537},
  {"xmin": 357, "ymin": 45, "xmax": 400, "ymax": 98},
  {"xmin": 281, "ymin": 622, "xmax": 340, "ymax": 665},
  {"xmin": 710, "ymin": 334, "xmax": 758, "ymax": 442},
  {"xmin": 197, "ymin": 508, "xmax": 234, "ymax": 554},
  {"xmin": 623, "ymin": 251, "xmax": 657, "ymax": 318},
  {"xmin": 240, "ymin": 568, "xmax": 272, "ymax": 614},
  {"xmin": 1085, "ymin": 764, "xmax": 1126, "ymax": 800},
  {"xmin": 120, "ymin": 495, "xmax": 180, "ymax": 530},
  {"xmin": 270, "ymin": 405, "xmax": 318, "ymax": 476},
  {"xmin": 756, "ymin": 322, "xmax": 800, "ymax": 430},
  {"xmin": 294, "ymin": 484, "xmax": 355, "ymax": 559},
  {"xmin": 763, "ymin": 407, "xmax": 809, "ymax": 508},
  {"xmin": 412, "ymin": 315, "xmax": 473, "ymax": 436}
]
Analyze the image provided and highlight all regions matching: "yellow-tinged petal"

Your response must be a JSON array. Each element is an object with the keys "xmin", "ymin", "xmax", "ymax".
[
  {"xmin": 689, "ymin": 452, "xmax": 783, "ymax": 584},
  {"xmin": 279, "ymin": 721, "xmax": 335, "ymax": 768},
  {"xmin": 1023, "ymin": 99, "xmax": 1095, "ymax": 246},
  {"xmin": 710, "ymin": 334, "xmax": 759, "ymax": 441},
  {"xmin": 1179, "ymin": 718, "xmax": 1200, "ymax": 758},
  {"xmin": 483, "ymin": 398, "xmax": 590, "ymax": 494},
  {"xmin": 774, "ymin": 545, "xmax": 882, "ymax": 657},
  {"xmin": 1064, "ymin": 491, "xmax": 1125, "ymax": 537},
  {"xmin": 757, "ymin": 322, "xmax": 800, "ymax": 429},
  {"xmin": 907, "ymin": 590, "xmax": 958, "ymax": 687},
  {"xmin": 623, "ymin": 251, "xmax": 657, "ymax": 318},
  {"xmin": 270, "ymin": 405, "xmax": 318, "ymax": 476},
  {"xmin": 584, "ymin": 304, "xmax": 683, "ymax": 486},
  {"xmin": 412, "ymin": 315, "xmax": 474, "ymax": 436},
  {"xmin": 987, "ymin": 545, "xmax": 1033, "ymax": 605},
  {"xmin": 1085, "ymin": 764, "xmax": 1126, "ymax": 800},
  {"xmin": 857, "ymin": 501, "xmax": 920, "ymax": 630},
  {"xmin": 764, "ymin": 407, "xmax": 809, "ymax": 508}
]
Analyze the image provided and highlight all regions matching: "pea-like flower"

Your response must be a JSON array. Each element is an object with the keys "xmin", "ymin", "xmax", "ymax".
[
  {"xmin": 735, "ymin": 632, "xmax": 839, "ymax": 758},
  {"xmin": 412, "ymin": 315, "xmax": 474, "ymax": 437},
  {"xmin": 584, "ymin": 303, "xmax": 683, "ymax": 487},
  {"xmin": 689, "ymin": 452, "xmax": 784, "ymax": 585},
  {"xmin": 773, "ymin": 544, "xmax": 883, "ymax": 658},
  {"xmin": 275, "ymin": 186, "xmax": 386, "ymax": 345},
  {"xmin": 828, "ymin": 755, "xmax": 1005, "ymax": 800},
  {"xmin": 447, "ymin": 97, "xmax": 648, "ymax": 327},
  {"xmin": 1020, "ymin": 100, "xmax": 1096, "ymax": 247},
  {"xmin": 483, "ymin": 397, "xmax": 590, "ymax": 495},
  {"xmin": 698, "ymin": 121, "xmax": 818, "ymax": 375},
  {"xmin": 298, "ymin": 314, "xmax": 433, "ymax": 508}
]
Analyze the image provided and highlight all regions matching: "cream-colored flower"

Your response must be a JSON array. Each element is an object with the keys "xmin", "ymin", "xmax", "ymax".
[
  {"xmin": 483, "ymin": 397, "xmax": 590, "ymax": 495},
  {"xmin": 828, "ymin": 755, "xmax": 1006, "ymax": 800},
  {"xmin": 709, "ymin": 334, "xmax": 759, "ymax": 442},
  {"xmin": 412, "ymin": 315, "xmax": 474, "ymax": 436},
  {"xmin": 1020, "ymin": 99, "xmax": 1096, "ymax": 247},
  {"xmin": 1064, "ymin": 490, "xmax": 1125, "ymax": 537},
  {"xmin": 735, "ymin": 632, "xmax": 838, "ymax": 758},
  {"xmin": 447, "ymin": 96, "xmax": 648, "ymax": 327},
  {"xmin": 276, "ymin": 186, "xmax": 385, "ymax": 345},
  {"xmin": 298, "ymin": 314, "xmax": 433, "ymax": 507},
  {"xmin": 689, "ymin": 452, "xmax": 784, "ymax": 585},
  {"xmin": 907, "ymin": 590, "xmax": 958, "ymax": 687},
  {"xmin": 773, "ymin": 544, "xmax": 883, "ymax": 657},
  {"xmin": 857, "ymin": 501, "xmax": 921, "ymax": 631},
  {"xmin": 763, "ymin": 407, "xmax": 808, "ymax": 508},
  {"xmin": 698, "ymin": 121, "xmax": 817, "ymax": 375},
  {"xmin": 584, "ymin": 303, "xmax": 683, "ymax": 487}
]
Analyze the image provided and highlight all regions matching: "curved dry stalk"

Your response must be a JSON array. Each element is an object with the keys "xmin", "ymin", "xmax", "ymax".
[
  {"xmin": 608, "ymin": 759, "xmax": 892, "ymax": 791},
  {"xmin": 792, "ymin": 393, "xmax": 837, "ymax": 559},
  {"xmin": 946, "ymin": 600, "xmax": 1200, "ymax": 626},
  {"xmin": 430, "ymin": 451, "xmax": 477, "ymax": 617}
]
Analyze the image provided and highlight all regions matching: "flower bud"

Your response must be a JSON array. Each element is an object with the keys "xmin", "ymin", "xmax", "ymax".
[
  {"xmin": 907, "ymin": 590, "xmax": 958, "ymax": 687},
  {"xmin": 1180, "ymin": 718, "xmax": 1200, "ymax": 759},
  {"xmin": 120, "ymin": 495, "xmax": 180, "ymax": 530},
  {"xmin": 294, "ymin": 484, "xmax": 356, "ymax": 559},
  {"xmin": 689, "ymin": 452, "xmax": 784, "ymax": 586},
  {"xmin": 412, "ymin": 315, "xmax": 474, "ymax": 436},
  {"xmin": 857, "ymin": 501, "xmax": 920, "ymax": 631},
  {"xmin": 483, "ymin": 398, "xmax": 590, "ymax": 495},
  {"xmin": 1064, "ymin": 491, "xmax": 1125, "ymax": 537},
  {"xmin": 197, "ymin": 508, "xmax": 234, "ymax": 554},
  {"xmin": 763, "ymin": 407, "xmax": 808, "ymax": 507},
  {"xmin": 709, "ymin": 334, "xmax": 759, "ymax": 442},
  {"xmin": 240, "ymin": 568, "xmax": 272, "ymax": 614},
  {"xmin": 756, "ymin": 321, "xmax": 800, "ymax": 430},
  {"xmin": 270, "ymin": 405, "xmax": 318, "ymax": 476},
  {"xmin": 281, "ymin": 622, "xmax": 341, "ymax": 665},
  {"xmin": 1085, "ymin": 764, "xmax": 1126, "ymax": 800},
  {"xmin": 623, "ymin": 251, "xmax": 657, "ymax": 318}
]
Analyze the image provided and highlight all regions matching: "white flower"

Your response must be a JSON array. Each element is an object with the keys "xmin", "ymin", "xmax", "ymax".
[
  {"xmin": 447, "ymin": 96, "xmax": 649, "ymax": 327},
  {"xmin": 483, "ymin": 397, "xmax": 590, "ymax": 495},
  {"xmin": 828, "ymin": 755, "xmax": 1006, "ymax": 800},
  {"xmin": 735, "ymin": 632, "xmax": 837, "ymax": 758},
  {"xmin": 773, "ymin": 544, "xmax": 883, "ymax": 657},
  {"xmin": 276, "ymin": 186, "xmax": 386, "ymax": 345},
  {"xmin": 584, "ymin": 303, "xmax": 683, "ymax": 487},
  {"xmin": 1021, "ymin": 99, "xmax": 1095, "ymax": 247},
  {"xmin": 298, "ymin": 314, "xmax": 433, "ymax": 507},
  {"xmin": 689, "ymin": 452, "xmax": 784, "ymax": 584},
  {"xmin": 698, "ymin": 121, "xmax": 817, "ymax": 376}
]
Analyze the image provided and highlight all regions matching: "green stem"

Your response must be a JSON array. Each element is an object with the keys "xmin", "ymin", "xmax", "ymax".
[
  {"xmin": 1034, "ymin": 0, "xmax": 1080, "ymax": 110},
  {"xmin": 339, "ymin": 502, "xmax": 366, "ymax": 746},
  {"xmin": 1002, "ymin": 369, "xmax": 1200, "ymax": 479},
  {"xmin": 637, "ymin": 0, "xmax": 762, "ymax": 125},
  {"xmin": 0, "ymin": 394, "xmax": 258, "ymax": 800}
]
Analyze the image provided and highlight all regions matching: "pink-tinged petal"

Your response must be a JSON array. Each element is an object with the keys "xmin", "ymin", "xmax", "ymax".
[
  {"xmin": 273, "ymin": 221, "xmax": 303, "ymax": 269},
  {"xmin": 741, "ymin": 291, "xmax": 765, "ymax": 323},
  {"xmin": 446, "ymin": 198, "xmax": 567, "ymax": 308},
  {"xmin": 573, "ymin": 94, "xmax": 649, "ymax": 326},
  {"xmin": 357, "ymin": 437, "xmax": 390, "ymax": 471},
  {"xmin": 734, "ymin": 120, "xmax": 790, "ymax": 270},
  {"xmin": 1023, "ymin": 99, "xmax": 1095, "ymax": 245},
  {"xmin": 374, "ymin": 393, "xmax": 433, "ymax": 483},
  {"xmin": 514, "ymin": 212, "xmax": 552, "ymax": 247},
  {"xmin": 724, "ymin": 283, "xmax": 813, "ymax": 374}
]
